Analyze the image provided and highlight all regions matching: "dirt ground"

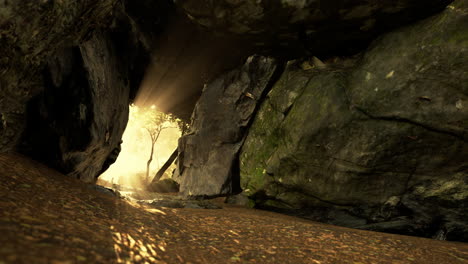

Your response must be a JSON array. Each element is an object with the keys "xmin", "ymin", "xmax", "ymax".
[{"xmin": 0, "ymin": 153, "xmax": 467, "ymax": 264}]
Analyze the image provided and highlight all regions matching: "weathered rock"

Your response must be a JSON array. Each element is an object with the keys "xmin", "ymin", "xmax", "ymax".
[
  {"xmin": 3, "ymin": 0, "xmax": 177, "ymax": 182},
  {"xmin": 176, "ymin": 56, "xmax": 280, "ymax": 197},
  {"xmin": 175, "ymin": 0, "xmax": 453, "ymax": 56},
  {"xmin": 240, "ymin": 2, "xmax": 468, "ymax": 241},
  {"xmin": 19, "ymin": 32, "xmax": 131, "ymax": 183},
  {"xmin": 90, "ymin": 185, "xmax": 119, "ymax": 197},
  {"xmin": 149, "ymin": 178, "xmax": 180, "ymax": 193},
  {"xmin": 225, "ymin": 193, "xmax": 251, "ymax": 207},
  {"xmin": 0, "ymin": 0, "xmax": 118, "ymax": 152}
]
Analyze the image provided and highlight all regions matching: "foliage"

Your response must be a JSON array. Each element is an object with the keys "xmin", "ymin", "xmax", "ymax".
[{"xmin": 130, "ymin": 104, "xmax": 178, "ymax": 185}]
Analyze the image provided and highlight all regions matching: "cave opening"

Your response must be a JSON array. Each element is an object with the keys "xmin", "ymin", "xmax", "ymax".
[
  {"xmin": 1, "ymin": 0, "xmax": 467, "ymax": 262},
  {"xmin": 97, "ymin": 104, "xmax": 181, "ymax": 193},
  {"xmin": 95, "ymin": 14, "xmax": 254, "ymax": 196}
]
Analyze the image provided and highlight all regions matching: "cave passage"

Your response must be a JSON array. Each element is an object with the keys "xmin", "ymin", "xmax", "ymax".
[{"xmin": 1, "ymin": 0, "xmax": 467, "ymax": 263}]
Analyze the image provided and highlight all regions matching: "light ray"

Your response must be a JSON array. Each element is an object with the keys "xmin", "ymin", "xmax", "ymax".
[{"xmin": 98, "ymin": 105, "xmax": 180, "ymax": 190}]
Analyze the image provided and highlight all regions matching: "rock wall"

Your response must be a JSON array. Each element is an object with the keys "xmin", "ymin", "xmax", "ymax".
[
  {"xmin": 176, "ymin": 56, "xmax": 280, "ymax": 197},
  {"xmin": 176, "ymin": 0, "xmax": 453, "ymax": 56},
  {"xmin": 240, "ymin": 2, "xmax": 467, "ymax": 241},
  {"xmin": 19, "ymin": 33, "xmax": 130, "ymax": 183},
  {"xmin": 0, "ymin": 0, "xmax": 118, "ymax": 152},
  {"xmin": 1, "ymin": 0, "xmax": 176, "ymax": 182}
]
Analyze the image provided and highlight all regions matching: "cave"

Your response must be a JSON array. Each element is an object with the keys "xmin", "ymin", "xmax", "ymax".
[{"xmin": 0, "ymin": 0, "xmax": 467, "ymax": 263}]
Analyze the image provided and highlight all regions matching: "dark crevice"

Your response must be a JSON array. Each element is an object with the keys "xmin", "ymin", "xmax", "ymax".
[
  {"xmin": 224, "ymin": 59, "xmax": 287, "ymax": 197},
  {"xmin": 249, "ymin": 179, "xmax": 357, "ymax": 208},
  {"xmin": 282, "ymin": 104, "xmax": 293, "ymax": 118},
  {"xmin": 402, "ymin": 167, "xmax": 417, "ymax": 197},
  {"xmin": 286, "ymin": 153, "xmax": 429, "ymax": 177},
  {"xmin": 239, "ymin": 59, "xmax": 287, "ymax": 150},
  {"xmin": 219, "ymin": 154, "xmax": 242, "ymax": 196},
  {"xmin": 18, "ymin": 47, "xmax": 94, "ymax": 172},
  {"xmin": 273, "ymin": 182, "xmax": 357, "ymax": 207},
  {"xmin": 354, "ymin": 107, "xmax": 466, "ymax": 142}
]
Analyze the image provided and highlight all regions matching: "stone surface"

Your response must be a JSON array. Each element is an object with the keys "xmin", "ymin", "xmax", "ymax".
[
  {"xmin": 175, "ymin": 56, "xmax": 280, "ymax": 197},
  {"xmin": 90, "ymin": 185, "xmax": 119, "ymax": 197},
  {"xmin": 19, "ymin": 32, "xmax": 130, "ymax": 183},
  {"xmin": 2, "ymin": 0, "xmax": 175, "ymax": 182},
  {"xmin": 240, "ymin": 2, "xmax": 468, "ymax": 241},
  {"xmin": 0, "ymin": 0, "xmax": 117, "ymax": 152},
  {"xmin": 175, "ymin": 0, "xmax": 453, "ymax": 56},
  {"xmin": 149, "ymin": 178, "xmax": 180, "ymax": 193},
  {"xmin": 225, "ymin": 193, "xmax": 251, "ymax": 206}
]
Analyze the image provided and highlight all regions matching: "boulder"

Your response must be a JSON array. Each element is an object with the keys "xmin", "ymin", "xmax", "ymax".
[
  {"xmin": 240, "ymin": 2, "xmax": 468, "ymax": 241},
  {"xmin": 149, "ymin": 178, "xmax": 180, "ymax": 193},
  {"xmin": 176, "ymin": 56, "xmax": 280, "ymax": 197},
  {"xmin": 175, "ymin": 0, "xmax": 453, "ymax": 56},
  {"xmin": 225, "ymin": 193, "xmax": 251, "ymax": 207}
]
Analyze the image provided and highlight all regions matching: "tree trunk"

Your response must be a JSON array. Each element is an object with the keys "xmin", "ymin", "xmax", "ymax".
[
  {"xmin": 151, "ymin": 148, "xmax": 178, "ymax": 184},
  {"xmin": 146, "ymin": 129, "xmax": 162, "ymax": 185},
  {"xmin": 146, "ymin": 140, "xmax": 155, "ymax": 185}
]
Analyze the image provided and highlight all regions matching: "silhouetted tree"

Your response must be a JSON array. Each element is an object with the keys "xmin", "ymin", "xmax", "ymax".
[{"xmin": 139, "ymin": 106, "xmax": 175, "ymax": 184}]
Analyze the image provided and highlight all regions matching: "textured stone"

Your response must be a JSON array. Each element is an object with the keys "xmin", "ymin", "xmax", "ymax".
[
  {"xmin": 2, "ymin": 0, "xmax": 174, "ymax": 182},
  {"xmin": 0, "ymin": 0, "xmax": 117, "ymax": 152},
  {"xmin": 225, "ymin": 193, "xmax": 251, "ymax": 207},
  {"xmin": 19, "ymin": 32, "xmax": 130, "ymax": 183},
  {"xmin": 240, "ymin": 2, "xmax": 468, "ymax": 241},
  {"xmin": 176, "ymin": 56, "xmax": 279, "ymax": 197},
  {"xmin": 149, "ymin": 179, "xmax": 180, "ymax": 193},
  {"xmin": 175, "ymin": 0, "xmax": 453, "ymax": 56}
]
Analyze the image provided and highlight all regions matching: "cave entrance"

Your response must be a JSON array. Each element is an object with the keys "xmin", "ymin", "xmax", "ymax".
[
  {"xmin": 97, "ymin": 104, "xmax": 182, "ymax": 193},
  {"xmin": 95, "ymin": 8, "xmax": 252, "ymax": 196}
]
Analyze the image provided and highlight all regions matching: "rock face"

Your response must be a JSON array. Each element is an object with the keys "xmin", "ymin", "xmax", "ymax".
[
  {"xmin": 20, "ymin": 33, "xmax": 130, "ymax": 183},
  {"xmin": 1, "ymin": 0, "xmax": 175, "ymax": 182},
  {"xmin": 0, "ymin": 0, "xmax": 130, "ymax": 182},
  {"xmin": 0, "ymin": 0, "xmax": 118, "ymax": 152},
  {"xmin": 176, "ymin": 56, "xmax": 280, "ymax": 197},
  {"xmin": 175, "ymin": 0, "xmax": 453, "ymax": 56},
  {"xmin": 240, "ymin": 2, "xmax": 467, "ymax": 241}
]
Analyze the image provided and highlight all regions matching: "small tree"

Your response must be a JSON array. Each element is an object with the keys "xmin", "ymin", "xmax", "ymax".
[{"xmin": 138, "ymin": 105, "xmax": 175, "ymax": 185}]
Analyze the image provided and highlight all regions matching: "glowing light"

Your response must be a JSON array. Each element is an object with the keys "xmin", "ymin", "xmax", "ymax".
[
  {"xmin": 145, "ymin": 208, "xmax": 167, "ymax": 215},
  {"xmin": 99, "ymin": 105, "xmax": 181, "ymax": 189},
  {"xmin": 112, "ymin": 230, "xmax": 162, "ymax": 263}
]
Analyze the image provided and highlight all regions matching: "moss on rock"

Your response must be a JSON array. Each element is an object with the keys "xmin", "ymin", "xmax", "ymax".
[{"xmin": 240, "ymin": 4, "xmax": 468, "ymax": 240}]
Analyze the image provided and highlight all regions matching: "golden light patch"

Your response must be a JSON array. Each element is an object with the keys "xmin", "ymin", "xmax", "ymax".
[{"xmin": 99, "ymin": 105, "xmax": 181, "ymax": 189}]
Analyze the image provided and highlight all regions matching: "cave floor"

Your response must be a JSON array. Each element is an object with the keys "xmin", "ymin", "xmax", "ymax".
[{"xmin": 0, "ymin": 153, "xmax": 467, "ymax": 264}]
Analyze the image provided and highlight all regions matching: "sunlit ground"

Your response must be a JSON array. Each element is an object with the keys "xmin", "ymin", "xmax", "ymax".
[
  {"xmin": 99, "ymin": 105, "xmax": 181, "ymax": 189},
  {"xmin": 111, "ymin": 225, "xmax": 167, "ymax": 264}
]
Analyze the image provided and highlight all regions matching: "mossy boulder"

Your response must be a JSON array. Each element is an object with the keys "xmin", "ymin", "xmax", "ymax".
[{"xmin": 240, "ymin": 3, "xmax": 468, "ymax": 241}]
